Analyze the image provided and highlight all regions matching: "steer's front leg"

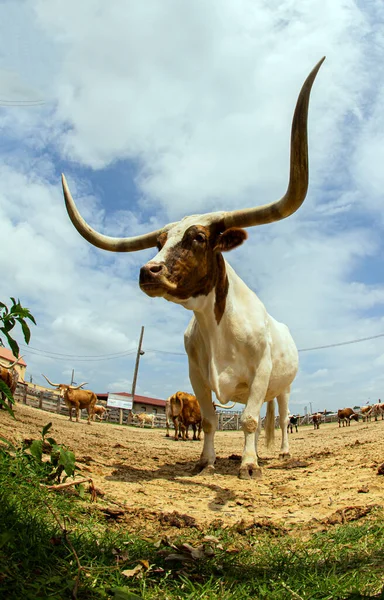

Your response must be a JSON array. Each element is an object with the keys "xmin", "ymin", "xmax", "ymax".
[
  {"xmin": 189, "ymin": 365, "xmax": 216, "ymax": 475},
  {"xmin": 239, "ymin": 355, "xmax": 271, "ymax": 480}
]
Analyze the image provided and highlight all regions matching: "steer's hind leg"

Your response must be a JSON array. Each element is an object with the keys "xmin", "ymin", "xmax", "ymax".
[{"xmin": 277, "ymin": 389, "xmax": 291, "ymax": 459}]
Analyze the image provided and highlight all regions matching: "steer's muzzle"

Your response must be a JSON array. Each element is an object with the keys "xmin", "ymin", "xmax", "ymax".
[{"xmin": 140, "ymin": 261, "xmax": 171, "ymax": 297}]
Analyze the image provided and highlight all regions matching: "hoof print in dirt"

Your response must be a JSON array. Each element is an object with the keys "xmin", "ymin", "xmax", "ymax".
[{"xmin": 158, "ymin": 511, "xmax": 199, "ymax": 529}]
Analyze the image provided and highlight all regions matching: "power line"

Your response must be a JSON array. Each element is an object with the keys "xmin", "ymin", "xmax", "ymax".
[
  {"xmin": 0, "ymin": 98, "xmax": 46, "ymax": 106},
  {"xmin": 19, "ymin": 331, "xmax": 384, "ymax": 363},
  {"xmin": 23, "ymin": 348, "xmax": 137, "ymax": 362},
  {"xmin": 297, "ymin": 332, "xmax": 384, "ymax": 352},
  {"xmin": 19, "ymin": 343, "xmax": 137, "ymax": 359}
]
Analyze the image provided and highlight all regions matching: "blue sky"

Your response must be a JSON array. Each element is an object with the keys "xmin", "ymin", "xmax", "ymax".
[{"xmin": 1, "ymin": 0, "xmax": 384, "ymax": 413}]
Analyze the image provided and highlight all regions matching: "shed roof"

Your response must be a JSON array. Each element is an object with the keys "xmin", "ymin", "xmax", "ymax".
[{"xmin": 0, "ymin": 347, "xmax": 27, "ymax": 367}]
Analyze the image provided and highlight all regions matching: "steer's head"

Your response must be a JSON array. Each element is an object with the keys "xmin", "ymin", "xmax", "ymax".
[
  {"xmin": 60, "ymin": 58, "xmax": 324, "ymax": 312},
  {"xmin": 139, "ymin": 214, "xmax": 247, "ymax": 307},
  {"xmin": 42, "ymin": 375, "xmax": 88, "ymax": 396}
]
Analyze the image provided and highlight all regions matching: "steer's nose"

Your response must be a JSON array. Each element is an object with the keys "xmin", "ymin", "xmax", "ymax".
[{"xmin": 139, "ymin": 261, "xmax": 165, "ymax": 283}]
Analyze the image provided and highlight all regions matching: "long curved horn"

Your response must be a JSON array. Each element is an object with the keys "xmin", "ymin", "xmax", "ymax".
[
  {"xmin": 69, "ymin": 382, "xmax": 88, "ymax": 390},
  {"xmin": 42, "ymin": 374, "xmax": 61, "ymax": 388},
  {"xmin": 222, "ymin": 57, "xmax": 325, "ymax": 229},
  {"xmin": 213, "ymin": 401, "xmax": 236, "ymax": 410},
  {"xmin": 3, "ymin": 355, "xmax": 25, "ymax": 369},
  {"xmin": 62, "ymin": 175, "xmax": 170, "ymax": 252},
  {"xmin": 62, "ymin": 58, "xmax": 324, "ymax": 250}
]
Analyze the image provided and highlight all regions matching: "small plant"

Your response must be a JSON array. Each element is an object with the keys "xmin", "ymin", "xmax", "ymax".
[
  {"xmin": 1, "ymin": 423, "xmax": 78, "ymax": 485},
  {"xmin": 29, "ymin": 422, "xmax": 77, "ymax": 483},
  {"xmin": 0, "ymin": 297, "xmax": 36, "ymax": 414},
  {"xmin": 0, "ymin": 297, "xmax": 36, "ymax": 358}
]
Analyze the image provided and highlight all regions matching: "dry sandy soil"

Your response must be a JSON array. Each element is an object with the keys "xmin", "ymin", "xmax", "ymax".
[{"xmin": 1, "ymin": 404, "xmax": 383, "ymax": 533}]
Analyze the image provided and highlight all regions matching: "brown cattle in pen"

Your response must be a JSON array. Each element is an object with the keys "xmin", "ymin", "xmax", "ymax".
[
  {"xmin": 42, "ymin": 375, "xmax": 97, "ymax": 424},
  {"xmin": 167, "ymin": 391, "xmax": 202, "ymax": 441},
  {"xmin": 337, "ymin": 408, "xmax": 359, "ymax": 427}
]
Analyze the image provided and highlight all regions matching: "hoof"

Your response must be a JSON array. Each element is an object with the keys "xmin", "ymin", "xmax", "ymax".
[
  {"xmin": 279, "ymin": 452, "xmax": 291, "ymax": 460},
  {"xmin": 192, "ymin": 462, "xmax": 215, "ymax": 476},
  {"xmin": 200, "ymin": 465, "xmax": 215, "ymax": 476},
  {"xmin": 239, "ymin": 466, "xmax": 262, "ymax": 480}
]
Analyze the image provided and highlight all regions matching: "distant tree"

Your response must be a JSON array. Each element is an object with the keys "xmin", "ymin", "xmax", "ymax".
[{"xmin": 0, "ymin": 298, "xmax": 36, "ymax": 413}]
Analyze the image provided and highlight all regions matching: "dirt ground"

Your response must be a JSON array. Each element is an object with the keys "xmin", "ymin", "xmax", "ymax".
[{"xmin": 1, "ymin": 404, "xmax": 383, "ymax": 533}]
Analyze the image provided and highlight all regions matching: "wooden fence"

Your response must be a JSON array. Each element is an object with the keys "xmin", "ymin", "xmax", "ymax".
[{"xmin": 13, "ymin": 382, "xmax": 339, "ymax": 429}]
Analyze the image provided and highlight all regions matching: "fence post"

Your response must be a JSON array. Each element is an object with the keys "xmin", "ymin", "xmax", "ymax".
[
  {"xmin": 56, "ymin": 394, "xmax": 61, "ymax": 413},
  {"xmin": 38, "ymin": 391, "xmax": 43, "ymax": 409},
  {"xmin": 23, "ymin": 385, "xmax": 27, "ymax": 405},
  {"xmin": 236, "ymin": 414, "xmax": 239, "ymax": 430}
]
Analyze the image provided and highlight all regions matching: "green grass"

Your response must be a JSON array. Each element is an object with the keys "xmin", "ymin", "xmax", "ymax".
[{"xmin": 1, "ymin": 443, "xmax": 384, "ymax": 599}]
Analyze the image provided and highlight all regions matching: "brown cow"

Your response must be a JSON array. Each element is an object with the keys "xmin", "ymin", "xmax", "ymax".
[
  {"xmin": 42, "ymin": 374, "xmax": 97, "ymax": 424},
  {"xmin": 370, "ymin": 403, "xmax": 384, "ymax": 422},
  {"xmin": 337, "ymin": 408, "xmax": 359, "ymax": 427},
  {"xmin": 167, "ymin": 391, "xmax": 202, "ymax": 441},
  {"xmin": 0, "ymin": 356, "xmax": 23, "ymax": 409},
  {"xmin": 312, "ymin": 413, "xmax": 323, "ymax": 430},
  {"xmin": 132, "ymin": 412, "xmax": 155, "ymax": 427},
  {"xmin": 360, "ymin": 405, "xmax": 373, "ymax": 422},
  {"xmin": 93, "ymin": 405, "xmax": 106, "ymax": 420}
]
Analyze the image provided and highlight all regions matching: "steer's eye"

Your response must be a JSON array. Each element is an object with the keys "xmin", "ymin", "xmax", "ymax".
[{"xmin": 194, "ymin": 233, "xmax": 206, "ymax": 243}]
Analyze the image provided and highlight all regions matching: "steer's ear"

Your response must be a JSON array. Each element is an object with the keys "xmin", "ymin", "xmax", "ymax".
[{"xmin": 215, "ymin": 228, "xmax": 247, "ymax": 252}]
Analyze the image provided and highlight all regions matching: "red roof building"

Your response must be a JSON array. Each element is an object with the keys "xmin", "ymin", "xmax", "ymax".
[
  {"xmin": 0, "ymin": 347, "xmax": 27, "ymax": 380},
  {"xmin": 96, "ymin": 392, "xmax": 166, "ymax": 414}
]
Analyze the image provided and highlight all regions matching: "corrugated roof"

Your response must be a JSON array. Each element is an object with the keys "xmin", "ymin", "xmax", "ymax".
[
  {"xmin": 96, "ymin": 391, "xmax": 166, "ymax": 407},
  {"xmin": 0, "ymin": 347, "xmax": 27, "ymax": 366}
]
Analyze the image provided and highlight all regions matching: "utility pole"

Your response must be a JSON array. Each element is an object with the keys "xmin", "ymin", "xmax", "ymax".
[
  {"xmin": 131, "ymin": 326, "xmax": 145, "ymax": 401},
  {"xmin": 70, "ymin": 369, "xmax": 75, "ymax": 385}
]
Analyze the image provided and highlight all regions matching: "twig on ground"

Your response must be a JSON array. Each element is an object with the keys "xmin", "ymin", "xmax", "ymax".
[{"xmin": 44, "ymin": 477, "xmax": 92, "ymax": 491}]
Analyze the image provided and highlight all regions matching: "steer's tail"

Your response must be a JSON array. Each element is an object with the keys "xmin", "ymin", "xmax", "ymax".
[{"xmin": 264, "ymin": 400, "xmax": 276, "ymax": 449}]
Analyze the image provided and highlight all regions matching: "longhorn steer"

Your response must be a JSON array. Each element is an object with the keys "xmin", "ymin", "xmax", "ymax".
[
  {"xmin": 312, "ymin": 413, "xmax": 323, "ymax": 430},
  {"xmin": 360, "ymin": 405, "xmax": 373, "ymax": 422},
  {"xmin": 93, "ymin": 405, "xmax": 107, "ymax": 420},
  {"xmin": 61, "ymin": 59, "xmax": 324, "ymax": 479},
  {"xmin": 337, "ymin": 408, "xmax": 359, "ymax": 427},
  {"xmin": 42, "ymin": 375, "xmax": 97, "ymax": 424},
  {"xmin": 132, "ymin": 412, "xmax": 155, "ymax": 428},
  {"xmin": 0, "ymin": 357, "xmax": 22, "ymax": 408},
  {"xmin": 167, "ymin": 391, "xmax": 202, "ymax": 441},
  {"xmin": 287, "ymin": 415, "xmax": 299, "ymax": 433}
]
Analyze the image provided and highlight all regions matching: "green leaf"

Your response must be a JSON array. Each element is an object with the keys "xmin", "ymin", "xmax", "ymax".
[
  {"xmin": 46, "ymin": 437, "xmax": 57, "ymax": 446},
  {"xmin": 0, "ymin": 381, "xmax": 15, "ymax": 418},
  {"xmin": 0, "ymin": 379, "xmax": 14, "ymax": 404},
  {"xmin": 30, "ymin": 440, "xmax": 43, "ymax": 462},
  {"xmin": 1, "ymin": 332, "xmax": 19, "ymax": 359},
  {"xmin": 20, "ymin": 319, "xmax": 31, "ymax": 344},
  {"xmin": 77, "ymin": 483, "xmax": 85, "ymax": 498},
  {"xmin": 42, "ymin": 423, "xmax": 53, "ymax": 437},
  {"xmin": 58, "ymin": 448, "xmax": 76, "ymax": 477},
  {"xmin": 112, "ymin": 588, "xmax": 142, "ymax": 600}
]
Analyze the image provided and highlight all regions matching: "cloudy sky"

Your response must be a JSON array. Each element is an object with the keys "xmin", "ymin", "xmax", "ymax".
[{"xmin": 1, "ymin": 0, "xmax": 384, "ymax": 414}]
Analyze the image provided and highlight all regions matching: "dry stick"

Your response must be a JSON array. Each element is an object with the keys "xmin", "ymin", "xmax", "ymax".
[
  {"xmin": 42, "ymin": 498, "xmax": 84, "ymax": 600},
  {"xmin": 45, "ymin": 477, "xmax": 92, "ymax": 491}
]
